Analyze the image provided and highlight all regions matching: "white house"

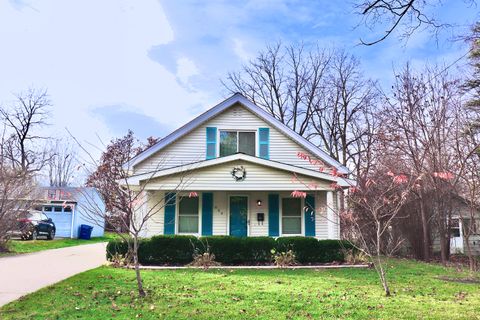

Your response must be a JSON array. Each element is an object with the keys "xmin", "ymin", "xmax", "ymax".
[{"xmin": 124, "ymin": 93, "xmax": 352, "ymax": 239}]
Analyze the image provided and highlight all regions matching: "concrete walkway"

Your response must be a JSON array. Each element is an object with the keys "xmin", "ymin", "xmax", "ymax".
[{"xmin": 0, "ymin": 242, "xmax": 106, "ymax": 307}]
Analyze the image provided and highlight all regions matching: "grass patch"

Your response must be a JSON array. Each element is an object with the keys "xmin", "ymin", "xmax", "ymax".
[
  {"xmin": 1, "ymin": 259, "xmax": 479, "ymax": 319},
  {"xmin": 2, "ymin": 232, "xmax": 118, "ymax": 255}
]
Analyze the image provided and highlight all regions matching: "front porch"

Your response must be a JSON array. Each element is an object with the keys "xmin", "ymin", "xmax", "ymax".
[{"xmin": 142, "ymin": 190, "xmax": 341, "ymax": 239}]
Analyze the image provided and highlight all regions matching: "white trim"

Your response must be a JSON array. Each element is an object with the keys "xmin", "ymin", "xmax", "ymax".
[
  {"xmin": 279, "ymin": 196, "xmax": 304, "ymax": 236},
  {"xmin": 227, "ymin": 194, "xmax": 250, "ymax": 236},
  {"xmin": 326, "ymin": 191, "xmax": 335, "ymax": 239},
  {"xmin": 123, "ymin": 93, "xmax": 349, "ymax": 174},
  {"xmin": 70, "ymin": 207, "xmax": 75, "ymax": 239},
  {"xmin": 175, "ymin": 194, "xmax": 202, "ymax": 236},
  {"xmin": 124, "ymin": 153, "xmax": 354, "ymax": 187}
]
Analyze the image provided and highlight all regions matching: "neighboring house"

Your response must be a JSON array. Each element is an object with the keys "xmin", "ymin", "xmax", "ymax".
[
  {"xmin": 433, "ymin": 196, "xmax": 480, "ymax": 255},
  {"xmin": 34, "ymin": 187, "xmax": 105, "ymax": 238},
  {"xmin": 124, "ymin": 93, "xmax": 352, "ymax": 239}
]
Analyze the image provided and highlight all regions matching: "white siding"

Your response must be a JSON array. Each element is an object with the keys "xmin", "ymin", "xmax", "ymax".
[
  {"xmin": 212, "ymin": 192, "xmax": 228, "ymax": 235},
  {"xmin": 144, "ymin": 160, "xmax": 333, "ymax": 191},
  {"xmin": 144, "ymin": 191, "xmax": 165, "ymax": 237},
  {"xmin": 134, "ymin": 104, "xmax": 329, "ymax": 174}
]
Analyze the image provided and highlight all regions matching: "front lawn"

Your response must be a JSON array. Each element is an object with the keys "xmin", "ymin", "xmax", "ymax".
[
  {"xmin": 3, "ymin": 232, "xmax": 118, "ymax": 255},
  {"xmin": 1, "ymin": 259, "xmax": 479, "ymax": 319}
]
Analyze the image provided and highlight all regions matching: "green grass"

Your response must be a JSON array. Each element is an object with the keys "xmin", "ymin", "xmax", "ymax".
[
  {"xmin": 1, "ymin": 259, "xmax": 479, "ymax": 319},
  {"xmin": 3, "ymin": 232, "xmax": 118, "ymax": 255}
]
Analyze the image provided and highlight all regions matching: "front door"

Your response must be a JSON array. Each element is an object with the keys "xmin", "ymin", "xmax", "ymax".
[
  {"xmin": 230, "ymin": 196, "xmax": 248, "ymax": 237},
  {"xmin": 450, "ymin": 218, "xmax": 464, "ymax": 253}
]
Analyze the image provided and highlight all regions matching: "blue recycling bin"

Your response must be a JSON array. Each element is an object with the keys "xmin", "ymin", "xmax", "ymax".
[{"xmin": 78, "ymin": 224, "xmax": 94, "ymax": 240}]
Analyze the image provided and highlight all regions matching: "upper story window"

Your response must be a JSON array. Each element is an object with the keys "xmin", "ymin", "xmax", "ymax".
[{"xmin": 219, "ymin": 131, "xmax": 255, "ymax": 157}]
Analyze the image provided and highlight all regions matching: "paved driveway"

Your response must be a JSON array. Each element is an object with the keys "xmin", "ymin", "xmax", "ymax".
[{"xmin": 0, "ymin": 242, "xmax": 106, "ymax": 307}]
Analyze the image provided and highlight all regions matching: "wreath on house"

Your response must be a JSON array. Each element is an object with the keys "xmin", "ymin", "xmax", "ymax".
[{"xmin": 231, "ymin": 166, "xmax": 246, "ymax": 181}]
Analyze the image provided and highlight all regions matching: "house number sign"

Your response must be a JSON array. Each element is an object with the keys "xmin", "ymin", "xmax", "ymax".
[{"xmin": 231, "ymin": 166, "xmax": 246, "ymax": 181}]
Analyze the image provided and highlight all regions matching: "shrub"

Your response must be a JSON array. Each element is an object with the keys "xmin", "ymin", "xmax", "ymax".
[
  {"xmin": 139, "ymin": 235, "xmax": 200, "ymax": 265},
  {"xmin": 189, "ymin": 251, "xmax": 220, "ymax": 270},
  {"xmin": 276, "ymin": 237, "xmax": 354, "ymax": 263},
  {"xmin": 271, "ymin": 249, "xmax": 297, "ymax": 268},
  {"xmin": 106, "ymin": 238, "xmax": 131, "ymax": 260},
  {"xmin": 106, "ymin": 235, "xmax": 352, "ymax": 266},
  {"xmin": 343, "ymin": 248, "xmax": 369, "ymax": 264}
]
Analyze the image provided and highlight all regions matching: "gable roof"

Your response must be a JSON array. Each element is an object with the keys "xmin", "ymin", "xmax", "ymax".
[
  {"xmin": 124, "ymin": 93, "xmax": 350, "ymax": 174},
  {"xmin": 124, "ymin": 153, "xmax": 354, "ymax": 187}
]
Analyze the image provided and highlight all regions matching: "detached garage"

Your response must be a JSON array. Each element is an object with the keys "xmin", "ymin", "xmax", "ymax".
[{"xmin": 35, "ymin": 187, "xmax": 105, "ymax": 238}]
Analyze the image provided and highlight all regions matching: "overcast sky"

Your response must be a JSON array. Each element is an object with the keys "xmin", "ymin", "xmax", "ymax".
[{"xmin": 0, "ymin": 0, "xmax": 478, "ymax": 161}]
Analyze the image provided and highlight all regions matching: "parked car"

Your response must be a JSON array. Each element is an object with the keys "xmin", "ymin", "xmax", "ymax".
[{"xmin": 13, "ymin": 210, "xmax": 56, "ymax": 240}]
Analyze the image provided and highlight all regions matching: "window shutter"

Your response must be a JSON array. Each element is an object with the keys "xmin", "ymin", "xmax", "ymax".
[
  {"xmin": 164, "ymin": 192, "xmax": 176, "ymax": 235},
  {"xmin": 201, "ymin": 193, "xmax": 213, "ymax": 236},
  {"xmin": 305, "ymin": 194, "xmax": 315, "ymax": 236},
  {"xmin": 268, "ymin": 194, "xmax": 279, "ymax": 236},
  {"xmin": 206, "ymin": 127, "xmax": 217, "ymax": 160},
  {"xmin": 258, "ymin": 128, "xmax": 270, "ymax": 159}
]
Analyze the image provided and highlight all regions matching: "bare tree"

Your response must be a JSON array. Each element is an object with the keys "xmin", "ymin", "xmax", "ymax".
[
  {"xmin": 354, "ymin": 0, "xmax": 476, "ymax": 45},
  {"xmin": 311, "ymin": 50, "xmax": 379, "ymax": 170},
  {"xmin": 0, "ymin": 127, "xmax": 39, "ymax": 251},
  {"xmin": 71, "ymin": 131, "xmax": 190, "ymax": 297},
  {"xmin": 224, "ymin": 44, "xmax": 378, "ymax": 173},
  {"xmin": 0, "ymin": 88, "xmax": 52, "ymax": 173},
  {"xmin": 345, "ymin": 166, "xmax": 413, "ymax": 296},
  {"xmin": 381, "ymin": 63, "xmax": 473, "ymax": 263},
  {"xmin": 223, "ymin": 43, "xmax": 331, "ymax": 137},
  {"xmin": 47, "ymin": 138, "xmax": 78, "ymax": 187}
]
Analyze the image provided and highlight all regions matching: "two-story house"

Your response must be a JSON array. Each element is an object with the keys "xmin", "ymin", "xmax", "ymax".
[{"xmin": 124, "ymin": 93, "xmax": 352, "ymax": 239}]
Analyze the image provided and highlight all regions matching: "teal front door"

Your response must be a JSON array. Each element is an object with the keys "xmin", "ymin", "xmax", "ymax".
[{"xmin": 229, "ymin": 196, "xmax": 248, "ymax": 237}]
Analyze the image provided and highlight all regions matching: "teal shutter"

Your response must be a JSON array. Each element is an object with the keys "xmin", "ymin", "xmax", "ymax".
[
  {"xmin": 268, "ymin": 194, "xmax": 279, "ymax": 236},
  {"xmin": 305, "ymin": 194, "xmax": 315, "ymax": 236},
  {"xmin": 201, "ymin": 193, "xmax": 213, "ymax": 235},
  {"xmin": 258, "ymin": 128, "xmax": 270, "ymax": 159},
  {"xmin": 164, "ymin": 192, "xmax": 176, "ymax": 235},
  {"xmin": 206, "ymin": 127, "xmax": 217, "ymax": 159}
]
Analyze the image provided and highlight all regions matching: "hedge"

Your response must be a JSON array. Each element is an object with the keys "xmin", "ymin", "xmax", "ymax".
[{"xmin": 106, "ymin": 235, "xmax": 353, "ymax": 266}]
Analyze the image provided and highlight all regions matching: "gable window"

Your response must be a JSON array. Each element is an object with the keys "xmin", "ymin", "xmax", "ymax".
[
  {"xmin": 178, "ymin": 197, "xmax": 199, "ymax": 234},
  {"xmin": 282, "ymin": 198, "xmax": 302, "ymax": 235},
  {"xmin": 219, "ymin": 131, "xmax": 255, "ymax": 157}
]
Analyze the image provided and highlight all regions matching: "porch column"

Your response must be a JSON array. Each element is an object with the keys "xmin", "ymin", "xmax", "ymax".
[
  {"xmin": 132, "ymin": 191, "xmax": 149, "ymax": 237},
  {"xmin": 326, "ymin": 191, "xmax": 335, "ymax": 239}
]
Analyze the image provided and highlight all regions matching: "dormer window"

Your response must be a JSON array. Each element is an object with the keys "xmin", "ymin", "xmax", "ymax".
[{"xmin": 219, "ymin": 131, "xmax": 255, "ymax": 157}]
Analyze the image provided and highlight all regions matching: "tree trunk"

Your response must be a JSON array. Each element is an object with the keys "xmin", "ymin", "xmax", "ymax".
[
  {"xmin": 132, "ymin": 236, "xmax": 146, "ymax": 297},
  {"xmin": 375, "ymin": 221, "xmax": 391, "ymax": 297},
  {"xmin": 464, "ymin": 237, "xmax": 478, "ymax": 272},
  {"xmin": 419, "ymin": 195, "xmax": 430, "ymax": 261},
  {"xmin": 437, "ymin": 208, "xmax": 448, "ymax": 266}
]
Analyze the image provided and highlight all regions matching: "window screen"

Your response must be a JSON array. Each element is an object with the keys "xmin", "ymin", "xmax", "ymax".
[
  {"xmin": 219, "ymin": 131, "xmax": 237, "ymax": 157},
  {"xmin": 178, "ymin": 197, "xmax": 199, "ymax": 233},
  {"xmin": 239, "ymin": 132, "xmax": 255, "ymax": 156},
  {"xmin": 282, "ymin": 198, "xmax": 301, "ymax": 234}
]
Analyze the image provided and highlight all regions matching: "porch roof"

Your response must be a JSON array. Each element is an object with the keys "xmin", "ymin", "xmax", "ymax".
[{"xmin": 123, "ymin": 153, "xmax": 354, "ymax": 189}]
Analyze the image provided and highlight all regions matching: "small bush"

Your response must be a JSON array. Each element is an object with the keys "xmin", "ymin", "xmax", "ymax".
[
  {"xmin": 189, "ymin": 251, "xmax": 220, "ymax": 269},
  {"xmin": 106, "ymin": 238, "xmax": 131, "ymax": 260},
  {"xmin": 272, "ymin": 249, "xmax": 297, "ymax": 268},
  {"xmin": 343, "ymin": 248, "xmax": 369, "ymax": 264}
]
